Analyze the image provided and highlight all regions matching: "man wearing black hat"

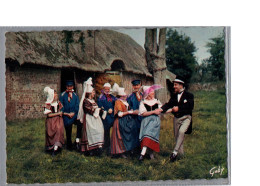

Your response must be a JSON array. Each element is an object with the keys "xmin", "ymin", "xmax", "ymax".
[
  {"xmin": 60, "ymin": 80, "xmax": 81, "ymax": 151},
  {"xmin": 127, "ymin": 79, "xmax": 143, "ymax": 126},
  {"xmin": 157, "ymin": 76, "xmax": 194, "ymax": 162},
  {"xmin": 127, "ymin": 79, "xmax": 143, "ymax": 154}
]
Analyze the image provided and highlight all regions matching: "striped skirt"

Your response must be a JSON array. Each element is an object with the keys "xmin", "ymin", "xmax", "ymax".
[{"xmin": 110, "ymin": 118, "xmax": 126, "ymax": 155}]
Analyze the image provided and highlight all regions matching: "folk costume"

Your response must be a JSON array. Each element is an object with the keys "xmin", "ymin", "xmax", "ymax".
[
  {"xmin": 97, "ymin": 83, "xmax": 117, "ymax": 154},
  {"xmin": 81, "ymin": 78, "xmax": 104, "ymax": 153},
  {"xmin": 43, "ymin": 87, "xmax": 64, "ymax": 154},
  {"xmin": 161, "ymin": 77, "xmax": 194, "ymax": 161},
  {"xmin": 127, "ymin": 79, "xmax": 143, "ymax": 130},
  {"xmin": 138, "ymin": 85, "xmax": 162, "ymax": 160},
  {"xmin": 110, "ymin": 84, "xmax": 139, "ymax": 156},
  {"xmin": 78, "ymin": 78, "xmax": 92, "ymax": 152},
  {"xmin": 59, "ymin": 80, "xmax": 80, "ymax": 150}
]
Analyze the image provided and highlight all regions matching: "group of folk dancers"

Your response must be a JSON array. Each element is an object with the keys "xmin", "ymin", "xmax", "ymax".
[{"xmin": 43, "ymin": 76, "xmax": 194, "ymax": 162}]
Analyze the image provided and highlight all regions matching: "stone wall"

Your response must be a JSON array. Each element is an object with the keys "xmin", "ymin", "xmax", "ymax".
[{"xmin": 6, "ymin": 63, "xmax": 61, "ymax": 120}]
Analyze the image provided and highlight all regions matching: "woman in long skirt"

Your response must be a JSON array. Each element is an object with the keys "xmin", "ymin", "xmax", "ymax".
[
  {"xmin": 138, "ymin": 85, "xmax": 163, "ymax": 161},
  {"xmin": 110, "ymin": 83, "xmax": 139, "ymax": 158},
  {"xmin": 81, "ymin": 78, "xmax": 104, "ymax": 156},
  {"xmin": 43, "ymin": 87, "xmax": 65, "ymax": 156}
]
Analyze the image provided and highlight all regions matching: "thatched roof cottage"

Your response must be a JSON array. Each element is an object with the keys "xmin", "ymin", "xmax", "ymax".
[{"xmin": 5, "ymin": 29, "xmax": 175, "ymax": 120}]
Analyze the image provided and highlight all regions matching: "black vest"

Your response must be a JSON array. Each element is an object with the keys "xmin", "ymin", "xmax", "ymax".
[{"xmin": 144, "ymin": 103, "xmax": 159, "ymax": 112}]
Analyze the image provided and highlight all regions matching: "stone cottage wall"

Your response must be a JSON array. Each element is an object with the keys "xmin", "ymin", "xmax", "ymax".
[{"xmin": 6, "ymin": 63, "xmax": 61, "ymax": 121}]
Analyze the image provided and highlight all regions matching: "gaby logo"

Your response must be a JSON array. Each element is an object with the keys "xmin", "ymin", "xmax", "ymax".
[{"xmin": 209, "ymin": 166, "xmax": 225, "ymax": 177}]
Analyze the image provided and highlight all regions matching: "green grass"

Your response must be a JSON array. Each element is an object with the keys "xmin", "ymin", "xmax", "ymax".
[{"xmin": 6, "ymin": 90, "xmax": 228, "ymax": 183}]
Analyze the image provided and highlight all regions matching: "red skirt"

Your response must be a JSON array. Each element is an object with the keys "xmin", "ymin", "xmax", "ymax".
[{"xmin": 140, "ymin": 137, "xmax": 160, "ymax": 152}]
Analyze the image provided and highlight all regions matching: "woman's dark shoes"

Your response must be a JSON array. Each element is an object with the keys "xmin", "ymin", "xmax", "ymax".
[
  {"xmin": 138, "ymin": 155, "xmax": 144, "ymax": 161},
  {"xmin": 169, "ymin": 153, "xmax": 177, "ymax": 162},
  {"xmin": 52, "ymin": 150, "xmax": 58, "ymax": 157}
]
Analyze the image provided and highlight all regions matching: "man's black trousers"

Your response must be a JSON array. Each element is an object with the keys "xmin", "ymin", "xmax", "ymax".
[{"xmin": 64, "ymin": 120, "xmax": 82, "ymax": 147}]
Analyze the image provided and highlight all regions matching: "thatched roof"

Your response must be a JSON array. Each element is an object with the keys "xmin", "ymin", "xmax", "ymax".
[{"xmin": 5, "ymin": 29, "xmax": 152, "ymax": 76}]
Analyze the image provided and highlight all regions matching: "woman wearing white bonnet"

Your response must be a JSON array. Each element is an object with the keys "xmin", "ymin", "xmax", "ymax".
[
  {"xmin": 138, "ymin": 84, "xmax": 163, "ymax": 161},
  {"xmin": 77, "ymin": 78, "xmax": 92, "ymax": 153},
  {"xmin": 43, "ymin": 86, "xmax": 65, "ymax": 156},
  {"xmin": 110, "ymin": 83, "xmax": 139, "ymax": 158},
  {"xmin": 80, "ymin": 77, "xmax": 104, "ymax": 156},
  {"xmin": 97, "ymin": 82, "xmax": 117, "ymax": 156}
]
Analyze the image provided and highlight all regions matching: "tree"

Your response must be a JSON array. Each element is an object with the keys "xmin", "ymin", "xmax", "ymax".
[
  {"xmin": 193, "ymin": 59, "xmax": 213, "ymax": 82},
  {"xmin": 145, "ymin": 28, "xmax": 168, "ymax": 104},
  {"xmin": 166, "ymin": 29, "xmax": 197, "ymax": 84},
  {"xmin": 205, "ymin": 33, "xmax": 225, "ymax": 81}
]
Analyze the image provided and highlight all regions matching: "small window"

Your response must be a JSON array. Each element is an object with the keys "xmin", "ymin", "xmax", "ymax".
[{"xmin": 110, "ymin": 60, "xmax": 125, "ymax": 71}]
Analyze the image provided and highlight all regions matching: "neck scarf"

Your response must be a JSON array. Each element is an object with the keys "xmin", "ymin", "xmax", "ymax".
[
  {"xmin": 66, "ymin": 89, "xmax": 74, "ymax": 102},
  {"xmin": 105, "ymin": 93, "xmax": 112, "ymax": 102},
  {"xmin": 135, "ymin": 92, "xmax": 142, "ymax": 102}
]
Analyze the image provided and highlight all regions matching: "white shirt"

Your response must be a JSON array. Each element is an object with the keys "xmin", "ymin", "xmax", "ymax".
[
  {"xmin": 139, "ymin": 99, "xmax": 162, "ymax": 115},
  {"xmin": 177, "ymin": 89, "xmax": 185, "ymax": 102}
]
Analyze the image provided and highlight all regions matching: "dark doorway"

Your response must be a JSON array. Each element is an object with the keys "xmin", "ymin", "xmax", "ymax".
[{"xmin": 61, "ymin": 69, "xmax": 76, "ymax": 93}]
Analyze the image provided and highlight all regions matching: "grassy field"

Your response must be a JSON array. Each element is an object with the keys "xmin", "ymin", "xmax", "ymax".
[{"xmin": 6, "ymin": 90, "xmax": 228, "ymax": 184}]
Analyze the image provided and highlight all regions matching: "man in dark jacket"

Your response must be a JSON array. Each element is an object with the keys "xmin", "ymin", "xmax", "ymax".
[
  {"xmin": 60, "ymin": 80, "xmax": 81, "ymax": 151},
  {"xmin": 127, "ymin": 79, "xmax": 143, "ymax": 155},
  {"xmin": 127, "ymin": 79, "xmax": 143, "ymax": 130},
  {"xmin": 158, "ymin": 77, "xmax": 194, "ymax": 162}
]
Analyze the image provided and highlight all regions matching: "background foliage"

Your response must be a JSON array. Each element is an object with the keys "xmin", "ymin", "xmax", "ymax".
[
  {"xmin": 166, "ymin": 29, "xmax": 197, "ymax": 84},
  {"xmin": 166, "ymin": 29, "xmax": 225, "ymax": 84}
]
